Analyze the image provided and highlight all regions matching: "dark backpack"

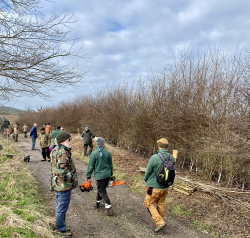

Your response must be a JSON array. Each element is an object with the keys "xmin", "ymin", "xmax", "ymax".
[
  {"xmin": 24, "ymin": 155, "xmax": 30, "ymax": 162},
  {"xmin": 155, "ymin": 152, "xmax": 176, "ymax": 187}
]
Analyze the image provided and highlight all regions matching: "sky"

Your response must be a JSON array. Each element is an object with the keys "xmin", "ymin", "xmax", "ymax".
[{"xmin": 7, "ymin": 0, "xmax": 250, "ymax": 110}]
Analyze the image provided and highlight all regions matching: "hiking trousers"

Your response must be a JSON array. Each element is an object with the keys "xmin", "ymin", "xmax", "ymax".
[
  {"xmin": 31, "ymin": 138, "xmax": 36, "ymax": 150},
  {"xmin": 96, "ymin": 178, "xmax": 111, "ymax": 207},
  {"xmin": 144, "ymin": 187, "xmax": 168, "ymax": 226},
  {"xmin": 84, "ymin": 143, "xmax": 93, "ymax": 156},
  {"xmin": 41, "ymin": 147, "xmax": 50, "ymax": 159},
  {"xmin": 55, "ymin": 190, "xmax": 71, "ymax": 232}
]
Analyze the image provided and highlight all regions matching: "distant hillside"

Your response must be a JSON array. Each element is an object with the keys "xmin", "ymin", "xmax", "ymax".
[{"xmin": 0, "ymin": 106, "xmax": 24, "ymax": 115}]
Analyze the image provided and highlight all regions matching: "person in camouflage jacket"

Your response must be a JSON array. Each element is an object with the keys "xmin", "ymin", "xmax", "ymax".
[
  {"xmin": 39, "ymin": 127, "xmax": 51, "ymax": 162},
  {"xmin": 50, "ymin": 131, "xmax": 78, "ymax": 236}
]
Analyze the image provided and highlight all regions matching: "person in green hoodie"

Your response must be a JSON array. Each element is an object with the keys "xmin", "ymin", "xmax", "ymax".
[
  {"xmin": 144, "ymin": 138, "xmax": 176, "ymax": 232},
  {"xmin": 52, "ymin": 125, "xmax": 61, "ymax": 146},
  {"xmin": 86, "ymin": 137, "xmax": 114, "ymax": 216}
]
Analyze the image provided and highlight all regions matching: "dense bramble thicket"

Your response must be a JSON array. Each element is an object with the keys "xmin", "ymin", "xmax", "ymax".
[{"xmin": 18, "ymin": 46, "xmax": 250, "ymax": 188}]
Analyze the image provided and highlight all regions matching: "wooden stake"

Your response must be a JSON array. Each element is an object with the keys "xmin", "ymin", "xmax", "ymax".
[
  {"xmin": 7, "ymin": 130, "xmax": 9, "ymax": 153},
  {"xmin": 190, "ymin": 160, "xmax": 194, "ymax": 172},
  {"xmin": 218, "ymin": 172, "xmax": 222, "ymax": 183},
  {"xmin": 173, "ymin": 150, "xmax": 178, "ymax": 160},
  {"xmin": 182, "ymin": 159, "xmax": 185, "ymax": 168}
]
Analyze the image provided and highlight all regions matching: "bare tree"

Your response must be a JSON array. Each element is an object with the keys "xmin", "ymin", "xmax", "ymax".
[{"xmin": 0, "ymin": 0, "xmax": 87, "ymax": 101}]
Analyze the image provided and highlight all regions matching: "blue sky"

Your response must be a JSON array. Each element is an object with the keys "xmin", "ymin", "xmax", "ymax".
[{"xmin": 8, "ymin": 0, "xmax": 250, "ymax": 110}]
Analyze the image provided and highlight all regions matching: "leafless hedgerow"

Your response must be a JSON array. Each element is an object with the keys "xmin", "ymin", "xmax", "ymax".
[
  {"xmin": 18, "ymin": 45, "xmax": 250, "ymax": 189},
  {"xmin": 0, "ymin": 0, "xmax": 88, "ymax": 102}
]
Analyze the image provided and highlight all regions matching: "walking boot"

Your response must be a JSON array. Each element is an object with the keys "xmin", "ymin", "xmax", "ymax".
[
  {"xmin": 56, "ymin": 229, "xmax": 72, "ymax": 237},
  {"xmin": 105, "ymin": 207, "xmax": 114, "ymax": 216},
  {"xmin": 94, "ymin": 201, "xmax": 101, "ymax": 208},
  {"xmin": 155, "ymin": 222, "xmax": 166, "ymax": 232}
]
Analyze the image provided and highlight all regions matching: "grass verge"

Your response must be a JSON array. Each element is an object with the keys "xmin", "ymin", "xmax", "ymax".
[{"xmin": 0, "ymin": 135, "xmax": 59, "ymax": 238}]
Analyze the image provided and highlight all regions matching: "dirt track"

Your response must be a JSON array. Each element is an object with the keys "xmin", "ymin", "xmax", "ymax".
[{"xmin": 15, "ymin": 136, "xmax": 211, "ymax": 238}]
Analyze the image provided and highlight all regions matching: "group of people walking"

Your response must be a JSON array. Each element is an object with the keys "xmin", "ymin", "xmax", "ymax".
[
  {"xmin": 12, "ymin": 122, "xmax": 175, "ymax": 236},
  {"xmin": 50, "ymin": 126, "xmax": 114, "ymax": 237}
]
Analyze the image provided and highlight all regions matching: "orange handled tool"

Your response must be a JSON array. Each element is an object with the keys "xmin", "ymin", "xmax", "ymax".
[
  {"xmin": 79, "ymin": 180, "xmax": 93, "ymax": 192},
  {"xmin": 108, "ymin": 176, "xmax": 125, "ymax": 187}
]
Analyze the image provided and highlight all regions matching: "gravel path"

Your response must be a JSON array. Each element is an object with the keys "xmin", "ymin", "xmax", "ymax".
[{"xmin": 15, "ymin": 136, "xmax": 211, "ymax": 238}]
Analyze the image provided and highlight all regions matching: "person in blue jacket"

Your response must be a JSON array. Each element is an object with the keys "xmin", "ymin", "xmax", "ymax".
[{"xmin": 30, "ymin": 123, "xmax": 38, "ymax": 150}]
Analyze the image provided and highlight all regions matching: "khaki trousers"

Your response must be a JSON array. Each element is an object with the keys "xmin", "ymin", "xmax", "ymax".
[{"xmin": 144, "ymin": 188, "xmax": 168, "ymax": 226}]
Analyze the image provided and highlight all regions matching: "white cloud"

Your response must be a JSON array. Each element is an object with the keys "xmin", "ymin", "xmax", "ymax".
[{"xmin": 11, "ymin": 0, "xmax": 250, "ymax": 110}]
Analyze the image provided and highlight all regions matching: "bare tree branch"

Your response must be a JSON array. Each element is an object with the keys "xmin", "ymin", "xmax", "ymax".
[{"xmin": 0, "ymin": 0, "xmax": 88, "ymax": 101}]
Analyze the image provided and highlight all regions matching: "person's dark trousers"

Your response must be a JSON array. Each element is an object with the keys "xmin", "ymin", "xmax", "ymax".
[
  {"xmin": 31, "ymin": 138, "xmax": 36, "ymax": 150},
  {"xmin": 96, "ymin": 178, "xmax": 111, "ymax": 206},
  {"xmin": 14, "ymin": 134, "xmax": 18, "ymax": 142},
  {"xmin": 24, "ymin": 132, "xmax": 27, "ymax": 138},
  {"xmin": 42, "ymin": 147, "xmax": 50, "ymax": 159},
  {"xmin": 84, "ymin": 143, "xmax": 93, "ymax": 156},
  {"xmin": 56, "ymin": 190, "xmax": 71, "ymax": 232}
]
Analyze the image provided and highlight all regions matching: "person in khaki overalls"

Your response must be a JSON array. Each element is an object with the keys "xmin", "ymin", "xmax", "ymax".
[
  {"xmin": 39, "ymin": 127, "xmax": 51, "ymax": 161},
  {"xmin": 14, "ymin": 123, "xmax": 19, "ymax": 142},
  {"xmin": 144, "ymin": 138, "xmax": 176, "ymax": 232}
]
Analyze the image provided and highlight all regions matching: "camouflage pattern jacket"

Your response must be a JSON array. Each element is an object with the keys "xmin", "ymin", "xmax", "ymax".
[
  {"xmin": 51, "ymin": 144, "xmax": 78, "ymax": 192},
  {"xmin": 39, "ymin": 131, "xmax": 51, "ymax": 148}
]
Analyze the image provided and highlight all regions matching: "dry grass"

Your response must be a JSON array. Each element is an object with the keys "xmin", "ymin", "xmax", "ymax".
[{"xmin": 0, "ymin": 136, "xmax": 60, "ymax": 238}]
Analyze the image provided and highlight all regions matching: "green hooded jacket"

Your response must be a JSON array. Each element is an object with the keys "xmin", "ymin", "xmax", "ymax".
[
  {"xmin": 52, "ymin": 129, "xmax": 61, "ymax": 144},
  {"xmin": 86, "ymin": 146, "xmax": 113, "ymax": 180},
  {"xmin": 51, "ymin": 144, "xmax": 78, "ymax": 192},
  {"xmin": 144, "ymin": 149, "xmax": 176, "ymax": 189}
]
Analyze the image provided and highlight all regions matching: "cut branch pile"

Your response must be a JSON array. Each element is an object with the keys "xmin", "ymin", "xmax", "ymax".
[
  {"xmin": 177, "ymin": 176, "xmax": 250, "ymax": 213},
  {"xmin": 136, "ymin": 167, "xmax": 250, "ymax": 212},
  {"xmin": 138, "ymin": 167, "xmax": 146, "ymax": 173},
  {"xmin": 171, "ymin": 181, "xmax": 196, "ymax": 195}
]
